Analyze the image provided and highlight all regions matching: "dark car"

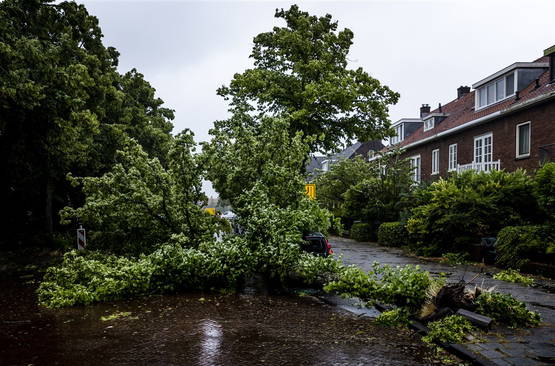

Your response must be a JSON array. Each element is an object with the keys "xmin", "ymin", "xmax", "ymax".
[{"xmin": 302, "ymin": 232, "xmax": 333, "ymax": 257}]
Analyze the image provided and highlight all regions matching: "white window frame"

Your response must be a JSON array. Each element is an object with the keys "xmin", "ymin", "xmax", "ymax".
[
  {"xmin": 474, "ymin": 132, "xmax": 493, "ymax": 170},
  {"xmin": 423, "ymin": 117, "xmax": 434, "ymax": 132},
  {"xmin": 475, "ymin": 72, "xmax": 517, "ymax": 110},
  {"xmin": 448, "ymin": 144, "xmax": 458, "ymax": 172},
  {"xmin": 409, "ymin": 155, "xmax": 421, "ymax": 183},
  {"xmin": 431, "ymin": 149, "xmax": 439, "ymax": 175},
  {"xmin": 516, "ymin": 121, "xmax": 531, "ymax": 158},
  {"xmin": 391, "ymin": 124, "xmax": 404, "ymax": 145}
]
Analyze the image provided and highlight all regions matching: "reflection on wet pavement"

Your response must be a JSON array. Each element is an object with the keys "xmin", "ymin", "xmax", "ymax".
[
  {"xmin": 0, "ymin": 269, "xmax": 447, "ymax": 366},
  {"xmin": 199, "ymin": 319, "xmax": 223, "ymax": 366}
]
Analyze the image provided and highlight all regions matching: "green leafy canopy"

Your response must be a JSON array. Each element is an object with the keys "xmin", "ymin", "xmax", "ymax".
[{"xmin": 217, "ymin": 5, "xmax": 399, "ymax": 153}]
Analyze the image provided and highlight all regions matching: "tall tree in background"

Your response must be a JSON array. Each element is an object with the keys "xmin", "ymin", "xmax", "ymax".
[
  {"xmin": 217, "ymin": 5, "xmax": 399, "ymax": 153},
  {"xmin": 0, "ymin": 0, "xmax": 174, "ymax": 245}
]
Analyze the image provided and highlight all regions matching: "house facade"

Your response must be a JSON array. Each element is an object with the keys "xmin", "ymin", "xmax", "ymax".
[
  {"xmin": 306, "ymin": 140, "xmax": 384, "ymax": 180},
  {"xmin": 389, "ymin": 46, "xmax": 555, "ymax": 183}
]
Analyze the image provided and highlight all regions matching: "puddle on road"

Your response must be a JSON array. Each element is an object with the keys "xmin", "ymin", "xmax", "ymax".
[{"xmin": 0, "ymin": 275, "xmax": 450, "ymax": 366}]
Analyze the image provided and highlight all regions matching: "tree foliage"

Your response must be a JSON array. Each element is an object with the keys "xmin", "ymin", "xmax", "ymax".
[
  {"xmin": 0, "ymin": 0, "xmax": 174, "ymax": 245},
  {"xmin": 60, "ymin": 131, "xmax": 213, "ymax": 255},
  {"xmin": 314, "ymin": 155, "xmax": 375, "ymax": 218},
  {"xmin": 216, "ymin": 5, "xmax": 399, "ymax": 153},
  {"xmin": 203, "ymin": 117, "xmax": 336, "ymax": 281},
  {"xmin": 203, "ymin": 117, "xmax": 309, "ymax": 209}
]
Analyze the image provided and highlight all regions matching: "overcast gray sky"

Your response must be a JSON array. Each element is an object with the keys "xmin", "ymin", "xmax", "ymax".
[{"xmin": 81, "ymin": 0, "xmax": 554, "ymax": 196}]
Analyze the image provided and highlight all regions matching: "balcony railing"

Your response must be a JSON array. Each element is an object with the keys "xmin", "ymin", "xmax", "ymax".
[{"xmin": 457, "ymin": 160, "xmax": 501, "ymax": 173}]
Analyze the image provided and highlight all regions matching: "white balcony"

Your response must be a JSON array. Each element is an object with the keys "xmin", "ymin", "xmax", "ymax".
[{"xmin": 457, "ymin": 160, "xmax": 501, "ymax": 173}]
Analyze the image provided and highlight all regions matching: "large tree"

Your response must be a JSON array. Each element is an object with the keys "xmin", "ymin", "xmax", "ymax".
[
  {"xmin": 217, "ymin": 5, "xmax": 399, "ymax": 153},
  {"xmin": 0, "ymin": 0, "xmax": 174, "ymax": 244}
]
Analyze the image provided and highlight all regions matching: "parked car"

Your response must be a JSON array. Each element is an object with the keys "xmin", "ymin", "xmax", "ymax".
[{"xmin": 302, "ymin": 232, "xmax": 333, "ymax": 257}]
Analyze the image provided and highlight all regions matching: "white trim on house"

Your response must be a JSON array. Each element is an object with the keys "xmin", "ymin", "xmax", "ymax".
[
  {"xmin": 409, "ymin": 155, "xmax": 421, "ymax": 183},
  {"xmin": 431, "ymin": 149, "xmax": 439, "ymax": 175},
  {"xmin": 475, "ymin": 71, "xmax": 517, "ymax": 111},
  {"xmin": 424, "ymin": 117, "xmax": 435, "ymax": 131},
  {"xmin": 516, "ymin": 121, "xmax": 531, "ymax": 159},
  {"xmin": 391, "ymin": 123, "xmax": 404, "ymax": 145},
  {"xmin": 400, "ymin": 91, "xmax": 555, "ymax": 151},
  {"xmin": 448, "ymin": 143, "xmax": 458, "ymax": 172},
  {"xmin": 472, "ymin": 62, "xmax": 548, "ymax": 89},
  {"xmin": 474, "ymin": 132, "xmax": 493, "ymax": 169},
  {"xmin": 391, "ymin": 118, "xmax": 422, "ymax": 127}
]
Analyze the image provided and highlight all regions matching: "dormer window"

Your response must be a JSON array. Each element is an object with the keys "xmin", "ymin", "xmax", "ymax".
[
  {"xmin": 391, "ymin": 124, "xmax": 404, "ymax": 145},
  {"xmin": 476, "ymin": 72, "xmax": 515, "ymax": 109},
  {"xmin": 423, "ymin": 117, "xmax": 435, "ymax": 131}
]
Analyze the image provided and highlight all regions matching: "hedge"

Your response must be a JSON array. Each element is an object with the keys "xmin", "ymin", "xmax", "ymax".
[
  {"xmin": 350, "ymin": 222, "xmax": 373, "ymax": 242},
  {"xmin": 378, "ymin": 222, "xmax": 407, "ymax": 247},
  {"xmin": 495, "ymin": 225, "xmax": 555, "ymax": 269}
]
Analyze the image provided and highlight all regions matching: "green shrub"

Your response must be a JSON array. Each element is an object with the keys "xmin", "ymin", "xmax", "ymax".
[
  {"xmin": 495, "ymin": 225, "xmax": 555, "ymax": 269},
  {"xmin": 534, "ymin": 162, "xmax": 555, "ymax": 218},
  {"xmin": 476, "ymin": 292, "xmax": 541, "ymax": 328},
  {"xmin": 407, "ymin": 170, "xmax": 541, "ymax": 256},
  {"xmin": 422, "ymin": 315, "xmax": 474, "ymax": 344},
  {"xmin": 350, "ymin": 222, "xmax": 374, "ymax": 242},
  {"xmin": 338, "ymin": 151, "xmax": 414, "ymax": 228},
  {"xmin": 324, "ymin": 263, "xmax": 440, "ymax": 311},
  {"xmin": 377, "ymin": 222, "xmax": 407, "ymax": 247},
  {"xmin": 375, "ymin": 308, "xmax": 410, "ymax": 327},
  {"xmin": 493, "ymin": 269, "xmax": 534, "ymax": 286}
]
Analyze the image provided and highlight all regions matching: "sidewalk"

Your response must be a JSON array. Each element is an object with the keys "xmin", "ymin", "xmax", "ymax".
[{"xmin": 330, "ymin": 236, "xmax": 555, "ymax": 366}]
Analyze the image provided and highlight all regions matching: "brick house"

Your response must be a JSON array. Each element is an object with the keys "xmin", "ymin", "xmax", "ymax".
[{"xmin": 388, "ymin": 46, "xmax": 555, "ymax": 183}]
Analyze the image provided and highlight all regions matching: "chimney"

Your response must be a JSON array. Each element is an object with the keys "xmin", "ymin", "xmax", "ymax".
[
  {"xmin": 457, "ymin": 86, "xmax": 470, "ymax": 99},
  {"xmin": 420, "ymin": 104, "xmax": 430, "ymax": 118},
  {"xmin": 545, "ymin": 45, "xmax": 555, "ymax": 84}
]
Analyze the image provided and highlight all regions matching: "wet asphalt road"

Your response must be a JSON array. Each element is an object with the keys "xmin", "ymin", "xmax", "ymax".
[{"xmin": 0, "ymin": 263, "xmax": 449, "ymax": 366}]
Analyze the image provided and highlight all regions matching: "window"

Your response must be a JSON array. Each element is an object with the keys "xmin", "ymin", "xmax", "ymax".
[
  {"xmin": 409, "ymin": 155, "xmax": 421, "ymax": 183},
  {"xmin": 448, "ymin": 144, "xmax": 458, "ymax": 171},
  {"xmin": 322, "ymin": 160, "xmax": 329, "ymax": 172},
  {"xmin": 516, "ymin": 122, "xmax": 531, "ymax": 158},
  {"xmin": 424, "ymin": 117, "xmax": 434, "ymax": 131},
  {"xmin": 431, "ymin": 149, "xmax": 439, "ymax": 175},
  {"xmin": 476, "ymin": 72, "xmax": 516, "ymax": 109},
  {"xmin": 391, "ymin": 124, "xmax": 404, "ymax": 145},
  {"xmin": 474, "ymin": 133, "xmax": 493, "ymax": 171},
  {"xmin": 506, "ymin": 73, "xmax": 515, "ymax": 95}
]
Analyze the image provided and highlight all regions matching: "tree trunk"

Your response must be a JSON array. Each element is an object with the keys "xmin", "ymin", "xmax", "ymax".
[{"xmin": 45, "ymin": 177, "xmax": 54, "ymax": 234}]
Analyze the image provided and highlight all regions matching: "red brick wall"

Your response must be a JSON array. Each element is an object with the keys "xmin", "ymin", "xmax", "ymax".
[{"xmin": 401, "ymin": 100, "xmax": 555, "ymax": 181}]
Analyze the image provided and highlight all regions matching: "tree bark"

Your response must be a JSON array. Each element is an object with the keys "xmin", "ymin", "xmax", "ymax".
[{"xmin": 45, "ymin": 177, "xmax": 54, "ymax": 234}]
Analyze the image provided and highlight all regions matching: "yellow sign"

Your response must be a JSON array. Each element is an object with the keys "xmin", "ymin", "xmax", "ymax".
[
  {"xmin": 204, "ymin": 207, "xmax": 216, "ymax": 215},
  {"xmin": 305, "ymin": 184, "xmax": 316, "ymax": 200}
]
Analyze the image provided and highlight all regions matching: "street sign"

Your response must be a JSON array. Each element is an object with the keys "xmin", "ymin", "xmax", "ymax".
[
  {"xmin": 305, "ymin": 184, "xmax": 316, "ymax": 200},
  {"xmin": 77, "ymin": 225, "xmax": 86, "ymax": 250},
  {"xmin": 205, "ymin": 207, "xmax": 216, "ymax": 215}
]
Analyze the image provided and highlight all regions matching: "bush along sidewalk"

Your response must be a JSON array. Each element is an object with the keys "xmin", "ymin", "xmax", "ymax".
[{"xmin": 377, "ymin": 222, "xmax": 407, "ymax": 247}]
